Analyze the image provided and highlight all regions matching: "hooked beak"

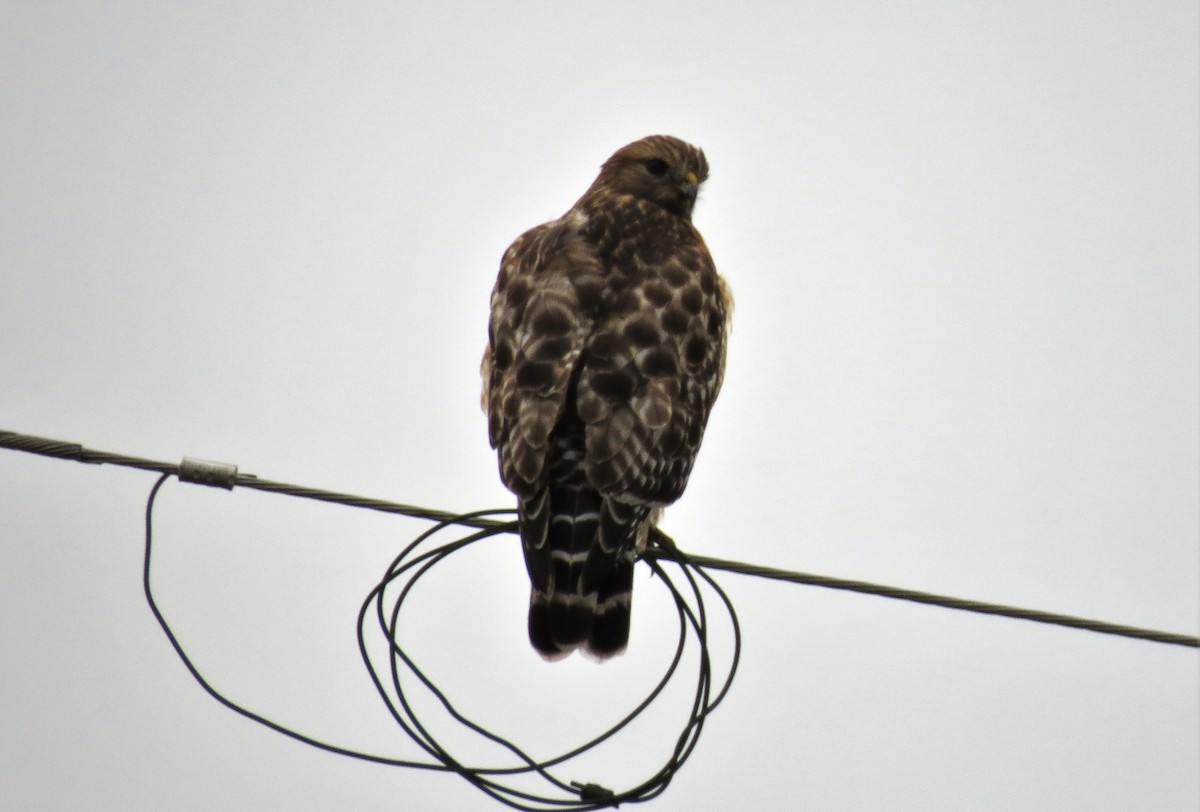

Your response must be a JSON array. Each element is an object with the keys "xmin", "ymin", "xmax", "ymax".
[{"xmin": 678, "ymin": 170, "xmax": 699, "ymax": 200}]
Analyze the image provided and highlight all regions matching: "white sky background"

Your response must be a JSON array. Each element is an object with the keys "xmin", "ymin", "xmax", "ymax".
[{"xmin": 2, "ymin": 2, "xmax": 1197, "ymax": 810}]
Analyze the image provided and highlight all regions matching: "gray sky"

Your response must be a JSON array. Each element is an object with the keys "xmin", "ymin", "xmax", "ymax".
[{"xmin": 2, "ymin": 2, "xmax": 1197, "ymax": 810}]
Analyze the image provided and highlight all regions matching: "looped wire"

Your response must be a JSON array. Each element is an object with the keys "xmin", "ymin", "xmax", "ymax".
[
  {"xmin": 142, "ymin": 474, "xmax": 741, "ymax": 811},
  {"xmin": 358, "ymin": 508, "xmax": 741, "ymax": 810}
]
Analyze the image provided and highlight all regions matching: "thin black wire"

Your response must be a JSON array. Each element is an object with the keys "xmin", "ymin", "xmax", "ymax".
[
  {"xmin": 142, "ymin": 473, "xmax": 440, "ymax": 770},
  {"xmin": 144, "ymin": 473, "xmax": 740, "ymax": 810},
  {"xmin": 6, "ymin": 426, "xmax": 1197, "ymax": 648}
]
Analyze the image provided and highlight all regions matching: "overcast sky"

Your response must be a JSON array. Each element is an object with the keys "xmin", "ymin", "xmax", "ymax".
[{"xmin": 2, "ymin": 3, "xmax": 1197, "ymax": 810}]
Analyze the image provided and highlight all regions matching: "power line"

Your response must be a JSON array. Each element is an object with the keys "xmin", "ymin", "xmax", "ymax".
[
  {"xmin": 0, "ymin": 429, "xmax": 487, "ymax": 528},
  {"xmin": 640, "ymin": 549, "xmax": 1199, "ymax": 648},
  {"xmin": 3, "ymin": 428, "xmax": 1197, "ymax": 649}
]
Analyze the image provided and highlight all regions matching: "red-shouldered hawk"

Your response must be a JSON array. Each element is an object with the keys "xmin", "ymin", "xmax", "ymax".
[{"xmin": 482, "ymin": 135, "xmax": 731, "ymax": 660}]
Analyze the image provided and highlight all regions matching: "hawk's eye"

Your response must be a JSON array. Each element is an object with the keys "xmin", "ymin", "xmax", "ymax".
[{"xmin": 643, "ymin": 158, "xmax": 669, "ymax": 177}]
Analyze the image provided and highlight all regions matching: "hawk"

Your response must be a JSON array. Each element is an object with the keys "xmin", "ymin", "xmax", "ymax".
[{"xmin": 482, "ymin": 135, "xmax": 731, "ymax": 660}]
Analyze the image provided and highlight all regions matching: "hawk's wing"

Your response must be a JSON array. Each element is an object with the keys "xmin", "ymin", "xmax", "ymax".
[
  {"xmin": 482, "ymin": 211, "xmax": 603, "ymax": 502},
  {"xmin": 573, "ymin": 199, "xmax": 731, "ymax": 507}
]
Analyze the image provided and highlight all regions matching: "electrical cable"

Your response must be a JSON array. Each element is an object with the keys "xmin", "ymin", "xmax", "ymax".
[
  {"xmin": 7, "ymin": 425, "xmax": 1194, "ymax": 806},
  {"xmin": 5, "ymin": 428, "xmax": 1194, "ymax": 649}
]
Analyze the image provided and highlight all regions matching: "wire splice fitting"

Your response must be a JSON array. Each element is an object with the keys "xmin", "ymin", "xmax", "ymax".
[
  {"xmin": 179, "ymin": 457, "xmax": 238, "ymax": 490},
  {"xmin": 573, "ymin": 782, "xmax": 618, "ymax": 805}
]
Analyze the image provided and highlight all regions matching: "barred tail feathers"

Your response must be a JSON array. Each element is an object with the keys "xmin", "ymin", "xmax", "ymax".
[
  {"xmin": 522, "ymin": 488, "xmax": 646, "ymax": 660},
  {"xmin": 582, "ymin": 497, "xmax": 647, "ymax": 658},
  {"xmin": 586, "ymin": 551, "xmax": 635, "ymax": 658},
  {"xmin": 524, "ymin": 484, "xmax": 600, "ymax": 658}
]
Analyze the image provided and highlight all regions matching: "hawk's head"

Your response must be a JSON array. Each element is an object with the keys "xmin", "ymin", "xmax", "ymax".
[{"xmin": 587, "ymin": 135, "xmax": 709, "ymax": 220}]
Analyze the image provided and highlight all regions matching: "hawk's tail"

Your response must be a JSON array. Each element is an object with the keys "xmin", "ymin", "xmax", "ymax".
[{"xmin": 521, "ymin": 486, "xmax": 644, "ymax": 660}]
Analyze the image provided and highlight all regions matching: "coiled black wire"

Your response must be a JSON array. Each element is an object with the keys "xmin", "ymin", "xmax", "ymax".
[{"xmin": 143, "ymin": 474, "xmax": 741, "ymax": 810}]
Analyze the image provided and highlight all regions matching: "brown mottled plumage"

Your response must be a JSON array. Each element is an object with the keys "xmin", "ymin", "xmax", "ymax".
[{"xmin": 482, "ymin": 135, "xmax": 731, "ymax": 660}]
